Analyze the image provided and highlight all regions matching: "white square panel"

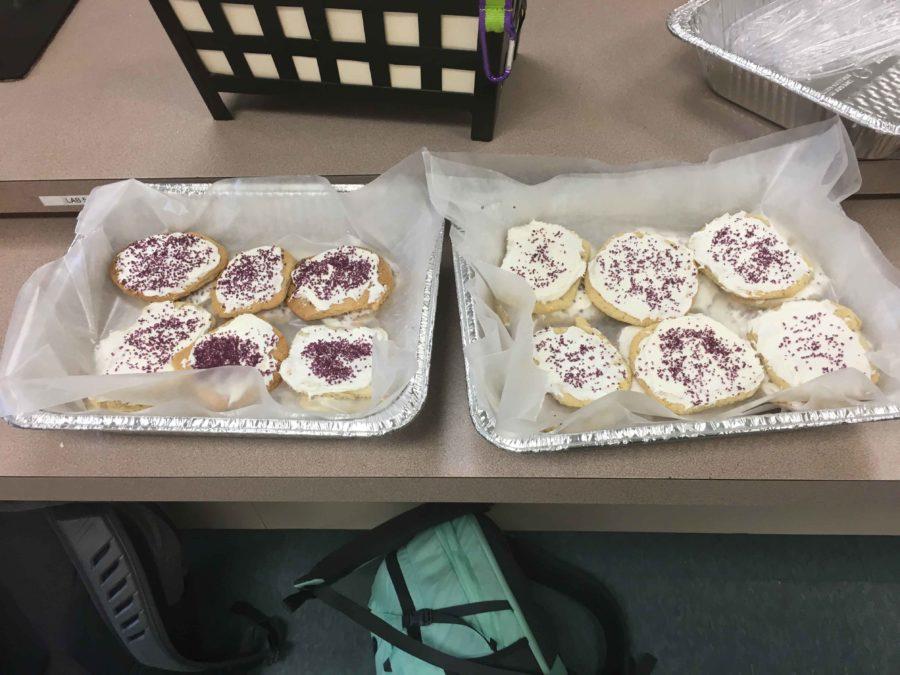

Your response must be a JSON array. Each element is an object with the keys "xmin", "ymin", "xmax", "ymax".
[
  {"xmin": 277, "ymin": 6, "xmax": 311, "ymax": 39},
  {"xmin": 389, "ymin": 64, "xmax": 421, "ymax": 89},
  {"xmin": 197, "ymin": 49, "xmax": 232, "ymax": 75},
  {"xmin": 292, "ymin": 56, "xmax": 321, "ymax": 82},
  {"xmin": 383, "ymin": 12, "xmax": 418, "ymax": 47},
  {"xmin": 245, "ymin": 52, "xmax": 278, "ymax": 78},
  {"xmin": 442, "ymin": 68, "xmax": 475, "ymax": 93},
  {"xmin": 221, "ymin": 3, "xmax": 263, "ymax": 36},
  {"xmin": 170, "ymin": 0, "xmax": 211, "ymax": 32},
  {"xmin": 441, "ymin": 15, "xmax": 478, "ymax": 51},
  {"xmin": 336, "ymin": 59, "xmax": 372, "ymax": 86},
  {"xmin": 326, "ymin": 8, "xmax": 365, "ymax": 43}
]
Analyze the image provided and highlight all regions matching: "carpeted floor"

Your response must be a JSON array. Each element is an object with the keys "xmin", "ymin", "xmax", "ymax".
[{"xmin": 1, "ymin": 510, "xmax": 898, "ymax": 674}]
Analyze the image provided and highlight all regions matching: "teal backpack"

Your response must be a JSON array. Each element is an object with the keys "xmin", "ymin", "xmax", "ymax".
[{"xmin": 285, "ymin": 503, "xmax": 654, "ymax": 674}]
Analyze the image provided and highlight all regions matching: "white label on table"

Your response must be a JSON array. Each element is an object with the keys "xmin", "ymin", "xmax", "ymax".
[{"xmin": 39, "ymin": 195, "xmax": 89, "ymax": 206}]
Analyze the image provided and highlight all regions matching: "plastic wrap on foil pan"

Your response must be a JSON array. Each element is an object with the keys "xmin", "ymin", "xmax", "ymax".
[
  {"xmin": 668, "ymin": 0, "xmax": 900, "ymax": 159},
  {"xmin": 0, "ymin": 153, "xmax": 444, "ymax": 437},
  {"xmin": 428, "ymin": 117, "xmax": 900, "ymax": 452}
]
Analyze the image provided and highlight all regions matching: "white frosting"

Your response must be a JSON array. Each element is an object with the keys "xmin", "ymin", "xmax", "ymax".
[
  {"xmin": 634, "ymin": 314, "xmax": 764, "ymax": 412},
  {"xmin": 588, "ymin": 232, "xmax": 697, "ymax": 322},
  {"xmin": 114, "ymin": 233, "xmax": 221, "ymax": 298},
  {"xmin": 280, "ymin": 325, "xmax": 385, "ymax": 397},
  {"xmin": 185, "ymin": 282, "xmax": 214, "ymax": 306},
  {"xmin": 748, "ymin": 300, "xmax": 873, "ymax": 388},
  {"xmin": 543, "ymin": 285, "xmax": 601, "ymax": 324},
  {"xmin": 96, "ymin": 302, "xmax": 212, "ymax": 375},
  {"xmin": 689, "ymin": 212, "xmax": 811, "ymax": 298},
  {"xmin": 188, "ymin": 313, "xmax": 281, "ymax": 384},
  {"xmin": 500, "ymin": 221, "xmax": 586, "ymax": 303},
  {"xmin": 534, "ymin": 325, "xmax": 628, "ymax": 402},
  {"xmin": 214, "ymin": 246, "xmax": 285, "ymax": 313},
  {"xmin": 291, "ymin": 246, "xmax": 386, "ymax": 312}
]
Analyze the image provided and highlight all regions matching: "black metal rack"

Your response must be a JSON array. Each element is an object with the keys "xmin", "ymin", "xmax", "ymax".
[{"xmin": 149, "ymin": 0, "xmax": 526, "ymax": 140}]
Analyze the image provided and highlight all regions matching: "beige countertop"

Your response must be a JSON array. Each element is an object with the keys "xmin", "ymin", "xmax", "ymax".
[
  {"xmin": 0, "ymin": 199, "xmax": 898, "ymax": 510},
  {"xmin": 4, "ymin": 0, "xmax": 895, "ymax": 189}
]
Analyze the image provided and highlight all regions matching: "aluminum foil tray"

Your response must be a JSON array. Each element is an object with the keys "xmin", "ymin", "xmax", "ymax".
[
  {"xmin": 5, "ymin": 183, "xmax": 443, "ymax": 437},
  {"xmin": 452, "ymin": 251, "xmax": 900, "ymax": 452},
  {"xmin": 668, "ymin": 0, "xmax": 900, "ymax": 159}
]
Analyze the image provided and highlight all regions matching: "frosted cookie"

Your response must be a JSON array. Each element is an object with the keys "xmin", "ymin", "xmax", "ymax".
[
  {"xmin": 287, "ymin": 246, "xmax": 393, "ymax": 321},
  {"xmin": 534, "ymin": 318, "xmax": 631, "ymax": 408},
  {"xmin": 111, "ymin": 232, "xmax": 227, "ymax": 301},
  {"xmin": 500, "ymin": 220, "xmax": 590, "ymax": 314},
  {"xmin": 688, "ymin": 212, "xmax": 812, "ymax": 301},
  {"xmin": 212, "ymin": 245, "xmax": 295, "ymax": 318},
  {"xmin": 585, "ymin": 232, "xmax": 698, "ymax": 326},
  {"xmin": 747, "ymin": 300, "xmax": 877, "ymax": 390},
  {"xmin": 630, "ymin": 314, "xmax": 764, "ymax": 414},
  {"xmin": 173, "ymin": 313, "xmax": 288, "ymax": 392},
  {"xmin": 280, "ymin": 326, "xmax": 384, "ymax": 400},
  {"xmin": 93, "ymin": 301, "xmax": 213, "ymax": 411}
]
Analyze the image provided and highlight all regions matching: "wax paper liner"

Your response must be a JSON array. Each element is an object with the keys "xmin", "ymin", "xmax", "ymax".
[
  {"xmin": 426, "ymin": 117, "xmax": 900, "ymax": 442},
  {"xmin": 0, "ymin": 151, "xmax": 442, "ymax": 423}
]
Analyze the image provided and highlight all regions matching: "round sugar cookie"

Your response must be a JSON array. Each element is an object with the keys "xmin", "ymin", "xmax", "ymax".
[
  {"xmin": 747, "ymin": 300, "xmax": 877, "ymax": 390},
  {"xmin": 533, "ymin": 318, "xmax": 631, "ymax": 408},
  {"xmin": 688, "ymin": 212, "xmax": 812, "ymax": 301},
  {"xmin": 280, "ymin": 325, "xmax": 385, "ymax": 401},
  {"xmin": 630, "ymin": 314, "xmax": 764, "ymax": 414},
  {"xmin": 111, "ymin": 232, "xmax": 227, "ymax": 302},
  {"xmin": 287, "ymin": 246, "xmax": 393, "ymax": 321},
  {"xmin": 585, "ymin": 231, "xmax": 698, "ymax": 326},
  {"xmin": 212, "ymin": 245, "xmax": 295, "ymax": 318},
  {"xmin": 174, "ymin": 313, "xmax": 287, "ymax": 393},
  {"xmin": 500, "ymin": 220, "xmax": 590, "ymax": 314}
]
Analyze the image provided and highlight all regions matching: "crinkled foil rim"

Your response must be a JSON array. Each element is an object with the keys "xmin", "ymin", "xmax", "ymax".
[
  {"xmin": 667, "ymin": 0, "xmax": 900, "ymax": 137},
  {"xmin": 453, "ymin": 251, "xmax": 900, "ymax": 452},
  {"xmin": 5, "ymin": 183, "xmax": 444, "ymax": 437}
]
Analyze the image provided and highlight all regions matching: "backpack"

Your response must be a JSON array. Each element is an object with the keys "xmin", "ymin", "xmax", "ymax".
[
  {"xmin": 285, "ymin": 503, "xmax": 655, "ymax": 674},
  {"xmin": 48, "ymin": 503, "xmax": 282, "ymax": 671}
]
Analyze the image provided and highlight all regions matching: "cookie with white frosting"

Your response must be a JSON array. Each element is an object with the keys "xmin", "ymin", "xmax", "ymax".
[
  {"xmin": 630, "ymin": 314, "xmax": 764, "ymax": 414},
  {"xmin": 280, "ymin": 325, "xmax": 385, "ymax": 401},
  {"xmin": 174, "ymin": 313, "xmax": 288, "ymax": 393},
  {"xmin": 111, "ymin": 232, "xmax": 227, "ymax": 302},
  {"xmin": 212, "ymin": 245, "xmax": 295, "ymax": 318},
  {"xmin": 585, "ymin": 231, "xmax": 698, "ymax": 326},
  {"xmin": 287, "ymin": 246, "xmax": 393, "ymax": 321},
  {"xmin": 534, "ymin": 318, "xmax": 631, "ymax": 408},
  {"xmin": 747, "ymin": 300, "xmax": 877, "ymax": 390},
  {"xmin": 688, "ymin": 212, "xmax": 812, "ymax": 301},
  {"xmin": 93, "ymin": 301, "xmax": 213, "ymax": 411},
  {"xmin": 500, "ymin": 220, "xmax": 590, "ymax": 314}
]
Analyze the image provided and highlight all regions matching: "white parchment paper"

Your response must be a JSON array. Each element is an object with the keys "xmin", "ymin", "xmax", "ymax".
[
  {"xmin": 0, "ymin": 152, "xmax": 442, "ymax": 419},
  {"xmin": 426, "ymin": 118, "xmax": 900, "ymax": 438}
]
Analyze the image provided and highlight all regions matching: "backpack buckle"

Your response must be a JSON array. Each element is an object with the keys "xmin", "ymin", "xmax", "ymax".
[{"xmin": 403, "ymin": 608, "xmax": 433, "ymax": 629}]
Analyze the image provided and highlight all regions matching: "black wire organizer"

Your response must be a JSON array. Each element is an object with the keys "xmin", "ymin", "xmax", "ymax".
[{"xmin": 149, "ymin": 0, "xmax": 527, "ymax": 140}]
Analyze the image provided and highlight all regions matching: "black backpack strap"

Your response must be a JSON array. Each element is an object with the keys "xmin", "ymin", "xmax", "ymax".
[
  {"xmin": 509, "ymin": 538, "xmax": 656, "ymax": 675},
  {"xmin": 285, "ymin": 503, "xmax": 490, "ymax": 611},
  {"xmin": 312, "ymin": 585, "xmax": 540, "ymax": 675}
]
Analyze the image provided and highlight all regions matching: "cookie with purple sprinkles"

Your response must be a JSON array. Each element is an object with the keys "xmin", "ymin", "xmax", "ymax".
[
  {"xmin": 287, "ymin": 246, "xmax": 394, "ymax": 321},
  {"xmin": 173, "ymin": 313, "xmax": 288, "ymax": 393},
  {"xmin": 211, "ymin": 245, "xmax": 295, "ymax": 318},
  {"xmin": 110, "ymin": 232, "xmax": 228, "ymax": 302},
  {"xmin": 630, "ymin": 314, "xmax": 764, "ymax": 414}
]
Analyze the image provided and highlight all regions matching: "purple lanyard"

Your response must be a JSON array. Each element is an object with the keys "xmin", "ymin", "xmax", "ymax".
[{"xmin": 478, "ymin": 0, "xmax": 518, "ymax": 84}]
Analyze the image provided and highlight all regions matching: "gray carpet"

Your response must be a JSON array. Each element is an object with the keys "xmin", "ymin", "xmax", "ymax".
[
  {"xmin": 180, "ymin": 530, "xmax": 900, "ymax": 675},
  {"xmin": 2, "ymin": 509, "xmax": 898, "ymax": 674}
]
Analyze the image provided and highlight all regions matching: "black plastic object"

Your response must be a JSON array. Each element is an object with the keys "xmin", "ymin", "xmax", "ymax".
[
  {"xmin": 0, "ymin": 0, "xmax": 78, "ymax": 80},
  {"xmin": 49, "ymin": 504, "xmax": 279, "ymax": 672},
  {"xmin": 149, "ymin": 0, "xmax": 526, "ymax": 141}
]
